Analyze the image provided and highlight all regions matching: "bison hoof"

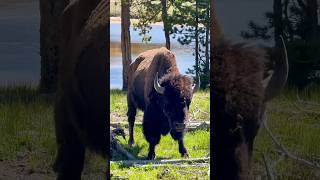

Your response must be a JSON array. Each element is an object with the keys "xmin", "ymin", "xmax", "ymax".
[
  {"xmin": 128, "ymin": 140, "xmax": 135, "ymax": 147},
  {"xmin": 147, "ymin": 153, "xmax": 155, "ymax": 160},
  {"xmin": 182, "ymin": 153, "xmax": 189, "ymax": 158}
]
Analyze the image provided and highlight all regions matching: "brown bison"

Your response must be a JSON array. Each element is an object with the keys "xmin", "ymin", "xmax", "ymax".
[
  {"xmin": 211, "ymin": 37, "xmax": 289, "ymax": 179},
  {"xmin": 53, "ymin": 0, "xmax": 108, "ymax": 179},
  {"xmin": 127, "ymin": 47, "xmax": 199, "ymax": 160}
]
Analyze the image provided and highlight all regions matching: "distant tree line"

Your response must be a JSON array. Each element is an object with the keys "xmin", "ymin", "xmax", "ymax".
[{"xmin": 241, "ymin": 0, "xmax": 320, "ymax": 88}]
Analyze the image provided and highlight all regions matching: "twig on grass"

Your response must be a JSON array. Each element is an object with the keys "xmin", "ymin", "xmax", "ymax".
[
  {"xmin": 134, "ymin": 163, "xmax": 209, "ymax": 168},
  {"xmin": 262, "ymin": 153, "xmax": 275, "ymax": 180},
  {"xmin": 296, "ymin": 93, "xmax": 320, "ymax": 106}
]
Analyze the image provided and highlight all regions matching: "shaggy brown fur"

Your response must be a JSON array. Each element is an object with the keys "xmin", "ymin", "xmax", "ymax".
[
  {"xmin": 127, "ymin": 47, "xmax": 196, "ymax": 160},
  {"xmin": 53, "ymin": 0, "xmax": 108, "ymax": 179},
  {"xmin": 212, "ymin": 40, "xmax": 267, "ymax": 179}
]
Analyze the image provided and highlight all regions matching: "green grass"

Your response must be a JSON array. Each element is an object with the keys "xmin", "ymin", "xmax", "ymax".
[
  {"xmin": 113, "ymin": 127, "xmax": 209, "ymax": 160},
  {"xmin": 110, "ymin": 164, "xmax": 209, "ymax": 180},
  {"xmin": 0, "ymin": 86, "xmax": 105, "ymax": 178},
  {"xmin": 252, "ymin": 87, "xmax": 320, "ymax": 179}
]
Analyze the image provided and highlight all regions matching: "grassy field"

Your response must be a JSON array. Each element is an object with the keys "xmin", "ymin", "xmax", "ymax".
[
  {"xmin": 0, "ymin": 86, "xmax": 319, "ymax": 179},
  {"xmin": 0, "ymin": 86, "xmax": 105, "ymax": 179},
  {"xmin": 253, "ymin": 87, "xmax": 320, "ymax": 179}
]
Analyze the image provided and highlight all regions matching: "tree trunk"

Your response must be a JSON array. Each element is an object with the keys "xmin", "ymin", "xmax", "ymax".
[
  {"xmin": 195, "ymin": 0, "xmax": 199, "ymax": 78},
  {"xmin": 121, "ymin": 0, "xmax": 132, "ymax": 91},
  {"xmin": 161, "ymin": 0, "xmax": 171, "ymax": 50},
  {"xmin": 210, "ymin": 0, "xmax": 217, "ymax": 55},
  {"xmin": 205, "ymin": 2, "xmax": 210, "ymax": 83},
  {"xmin": 39, "ymin": 0, "xmax": 69, "ymax": 93}
]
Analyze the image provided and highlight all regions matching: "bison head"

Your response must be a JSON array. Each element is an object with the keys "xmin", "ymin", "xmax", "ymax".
[{"xmin": 153, "ymin": 73, "xmax": 200, "ymax": 133}]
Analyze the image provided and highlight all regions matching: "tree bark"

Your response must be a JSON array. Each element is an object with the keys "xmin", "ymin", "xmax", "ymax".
[
  {"xmin": 161, "ymin": 0, "xmax": 171, "ymax": 50},
  {"xmin": 205, "ymin": 1, "xmax": 210, "ymax": 86},
  {"xmin": 121, "ymin": 0, "xmax": 132, "ymax": 91},
  {"xmin": 210, "ymin": 0, "xmax": 217, "ymax": 56},
  {"xmin": 195, "ymin": 0, "xmax": 199, "ymax": 78},
  {"xmin": 39, "ymin": 0, "xmax": 69, "ymax": 93}
]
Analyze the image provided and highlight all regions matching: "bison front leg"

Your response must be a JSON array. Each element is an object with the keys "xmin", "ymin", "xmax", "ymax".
[
  {"xmin": 178, "ymin": 139, "xmax": 189, "ymax": 158},
  {"xmin": 143, "ymin": 123, "xmax": 161, "ymax": 160},
  {"xmin": 170, "ymin": 131, "xmax": 189, "ymax": 158},
  {"xmin": 145, "ymin": 135, "xmax": 160, "ymax": 160}
]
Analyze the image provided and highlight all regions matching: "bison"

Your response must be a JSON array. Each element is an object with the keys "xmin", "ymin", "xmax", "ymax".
[
  {"xmin": 211, "ymin": 36, "xmax": 289, "ymax": 179},
  {"xmin": 127, "ymin": 47, "xmax": 199, "ymax": 160},
  {"xmin": 53, "ymin": 0, "xmax": 108, "ymax": 179}
]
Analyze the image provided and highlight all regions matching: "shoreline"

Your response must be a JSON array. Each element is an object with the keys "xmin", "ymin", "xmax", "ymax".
[{"xmin": 110, "ymin": 17, "xmax": 163, "ymax": 26}]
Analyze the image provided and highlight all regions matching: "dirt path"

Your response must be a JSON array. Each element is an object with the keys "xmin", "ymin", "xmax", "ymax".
[
  {"xmin": 0, "ymin": 160, "xmax": 55, "ymax": 180},
  {"xmin": 0, "ymin": 160, "xmax": 105, "ymax": 180}
]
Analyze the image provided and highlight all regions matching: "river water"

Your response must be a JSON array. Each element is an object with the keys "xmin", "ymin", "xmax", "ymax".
[{"xmin": 0, "ymin": 0, "xmax": 272, "ymax": 87}]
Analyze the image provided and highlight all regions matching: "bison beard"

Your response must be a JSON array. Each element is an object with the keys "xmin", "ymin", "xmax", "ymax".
[
  {"xmin": 53, "ymin": 0, "xmax": 108, "ymax": 179},
  {"xmin": 127, "ymin": 48, "xmax": 199, "ymax": 160}
]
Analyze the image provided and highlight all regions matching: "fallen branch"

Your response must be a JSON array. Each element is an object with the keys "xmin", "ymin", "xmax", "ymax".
[
  {"xmin": 296, "ymin": 93, "xmax": 320, "ymax": 106},
  {"xmin": 262, "ymin": 153, "xmax": 275, "ymax": 180},
  {"xmin": 110, "ymin": 121, "xmax": 210, "ymax": 132},
  {"xmin": 110, "ymin": 128, "xmax": 136, "ymax": 160},
  {"xmin": 133, "ymin": 163, "xmax": 209, "ymax": 168},
  {"xmin": 292, "ymin": 102, "xmax": 320, "ymax": 115},
  {"xmin": 111, "ymin": 157, "xmax": 210, "ymax": 167},
  {"xmin": 262, "ymin": 114, "xmax": 320, "ymax": 170}
]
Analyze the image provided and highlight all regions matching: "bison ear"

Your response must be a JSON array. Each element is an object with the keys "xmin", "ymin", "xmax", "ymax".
[
  {"xmin": 192, "ymin": 75, "xmax": 200, "ymax": 94},
  {"xmin": 154, "ymin": 72, "xmax": 165, "ymax": 94}
]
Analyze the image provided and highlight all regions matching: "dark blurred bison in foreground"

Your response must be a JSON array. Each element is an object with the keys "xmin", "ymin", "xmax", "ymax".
[
  {"xmin": 127, "ymin": 47, "xmax": 199, "ymax": 160},
  {"xmin": 212, "ymin": 37, "xmax": 288, "ymax": 180},
  {"xmin": 53, "ymin": 0, "xmax": 108, "ymax": 179}
]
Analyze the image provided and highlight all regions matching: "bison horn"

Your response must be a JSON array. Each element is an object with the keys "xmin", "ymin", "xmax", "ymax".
[
  {"xmin": 154, "ymin": 72, "xmax": 165, "ymax": 94},
  {"xmin": 263, "ymin": 35, "xmax": 289, "ymax": 102},
  {"xmin": 192, "ymin": 75, "xmax": 200, "ymax": 94}
]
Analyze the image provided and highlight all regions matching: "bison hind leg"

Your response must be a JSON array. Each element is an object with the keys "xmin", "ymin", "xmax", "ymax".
[
  {"xmin": 53, "ymin": 142, "xmax": 85, "ymax": 180},
  {"xmin": 127, "ymin": 104, "xmax": 137, "ymax": 147},
  {"xmin": 127, "ymin": 91, "xmax": 138, "ymax": 148}
]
